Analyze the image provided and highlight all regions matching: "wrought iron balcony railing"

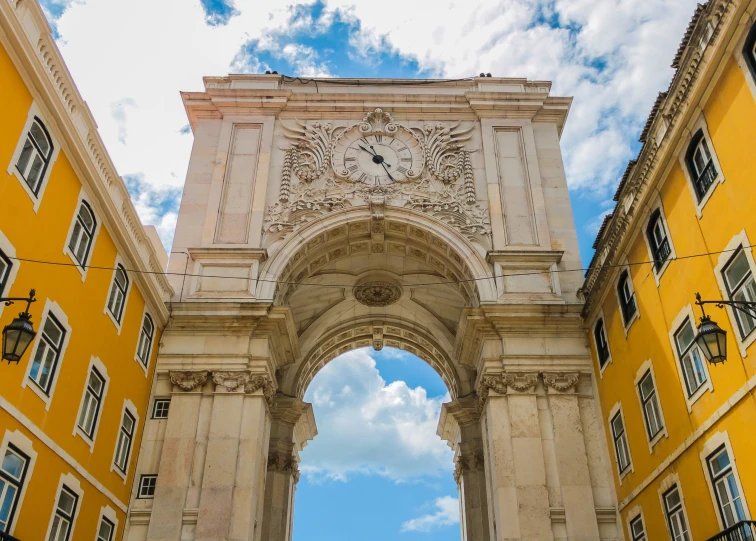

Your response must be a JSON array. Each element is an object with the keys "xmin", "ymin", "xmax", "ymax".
[
  {"xmin": 653, "ymin": 237, "xmax": 672, "ymax": 271},
  {"xmin": 0, "ymin": 531, "xmax": 22, "ymax": 541},
  {"xmin": 706, "ymin": 520, "xmax": 756, "ymax": 541},
  {"xmin": 694, "ymin": 160, "xmax": 717, "ymax": 200}
]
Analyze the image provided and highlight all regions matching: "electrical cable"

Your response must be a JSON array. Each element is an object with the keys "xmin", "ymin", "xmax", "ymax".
[{"xmin": 5, "ymin": 244, "xmax": 752, "ymax": 290}]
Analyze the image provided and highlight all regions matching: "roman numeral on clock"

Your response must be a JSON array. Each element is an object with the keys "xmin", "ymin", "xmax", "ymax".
[
  {"xmin": 374, "ymin": 135, "xmax": 383, "ymax": 143},
  {"xmin": 400, "ymin": 157, "xmax": 412, "ymax": 162},
  {"xmin": 347, "ymin": 165, "xmax": 359, "ymax": 172},
  {"xmin": 396, "ymin": 166, "xmax": 408, "ymax": 174},
  {"xmin": 358, "ymin": 173, "xmax": 367, "ymax": 182},
  {"xmin": 345, "ymin": 157, "xmax": 356, "ymax": 162}
]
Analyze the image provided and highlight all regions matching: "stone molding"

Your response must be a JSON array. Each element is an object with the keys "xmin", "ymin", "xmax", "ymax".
[
  {"xmin": 542, "ymin": 372, "xmax": 580, "ymax": 394},
  {"xmin": 170, "ymin": 371, "xmax": 209, "ymax": 392},
  {"xmin": 267, "ymin": 451, "xmax": 301, "ymax": 484},
  {"xmin": 476, "ymin": 372, "xmax": 539, "ymax": 409},
  {"xmin": 453, "ymin": 449, "xmax": 485, "ymax": 485}
]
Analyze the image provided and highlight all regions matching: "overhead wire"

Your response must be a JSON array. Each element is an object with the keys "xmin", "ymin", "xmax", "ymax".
[{"xmin": 5, "ymin": 244, "xmax": 752, "ymax": 291}]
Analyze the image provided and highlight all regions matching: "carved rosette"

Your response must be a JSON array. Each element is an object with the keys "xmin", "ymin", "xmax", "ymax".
[
  {"xmin": 353, "ymin": 281, "xmax": 402, "ymax": 307},
  {"xmin": 170, "ymin": 370, "xmax": 209, "ymax": 392},
  {"xmin": 212, "ymin": 371, "xmax": 251, "ymax": 393},
  {"xmin": 245, "ymin": 374, "xmax": 277, "ymax": 407},
  {"xmin": 268, "ymin": 451, "xmax": 301, "ymax": 484},
  {"xmin": 542, "ymin": 372, "xmax": 580, "ymax": 394},
  {"xmin": 453, "ymin": 450, "xmax": 485, "ymax": 485}
]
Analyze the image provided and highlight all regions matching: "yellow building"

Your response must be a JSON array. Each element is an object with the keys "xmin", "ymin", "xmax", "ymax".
[
  {"xmin": 0, "ymin": 0, "xmax": 172, "ymax": 539},
  {"xmin": 583, "ymin": 1, "xmax": 756, "ymax": 540}
]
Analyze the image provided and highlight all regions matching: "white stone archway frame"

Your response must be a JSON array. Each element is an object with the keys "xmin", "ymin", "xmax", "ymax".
[{"xmin": 256, "ymin": 206, "xmax": 497, "ymax": 304}]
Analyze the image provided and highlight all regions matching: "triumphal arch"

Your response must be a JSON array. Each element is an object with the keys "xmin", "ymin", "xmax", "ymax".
[{"xmin": 125, "ymin": 75, "xmax": 621, "ymax": 541}]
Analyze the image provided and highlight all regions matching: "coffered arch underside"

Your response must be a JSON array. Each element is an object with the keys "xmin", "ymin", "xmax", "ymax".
[{"xmin": 289, "ymin": 318, "xmax": 465, "ymax": 399}]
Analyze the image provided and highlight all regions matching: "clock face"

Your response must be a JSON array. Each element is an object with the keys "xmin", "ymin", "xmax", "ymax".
[{"xmin": 333, "ymin": 132, "xmax": 423, "ymax": 185}]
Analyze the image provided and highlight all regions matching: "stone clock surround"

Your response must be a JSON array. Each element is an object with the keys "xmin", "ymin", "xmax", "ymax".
[{"xmin": 124, "ymin": 76, "xmax": 621, "ymax": 541}]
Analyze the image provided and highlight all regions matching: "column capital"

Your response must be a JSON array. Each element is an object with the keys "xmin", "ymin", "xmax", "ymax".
[
  {"xmin": 267, "ymin": 451, "xmax": 301, "ymax": 484},
  {"xmin": 212, "ymin": 370, "xmax": 251, "ymax": 393},
  {"xmin": 453, "ymin": 448, "xmax": 485, "ymax": 485},
  {"xmin": 245, "ymin": 374, "xmax": 277, "ymax": 407},
  {"xmin": 476, "ymin": 371, "xmax": 539, "ymax": 408},
  {"xmin": 542, "ymin": 372, "xmax": 580, "ymax": 394},
  {"xmin": 169, "ymin": 370, "xmax": 209, "ymax": 392}
]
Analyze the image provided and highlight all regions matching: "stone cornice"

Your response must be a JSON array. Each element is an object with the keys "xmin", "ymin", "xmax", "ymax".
[
  {"xmin": 581, "ymin": 0, "xmax": 739, "ymax": 318},
  {"xmin": 0, "ymin": 0, "xmax": 173, "ymax": 320}
]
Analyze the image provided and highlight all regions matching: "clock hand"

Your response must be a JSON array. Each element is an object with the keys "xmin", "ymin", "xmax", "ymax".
[
  {"xmin": 358, "ymin": 145, "xmax": 377, "ymax": 156},
  {"xmin": 381, "ymin": 162, "xmax": 395, "ymax": 181}
]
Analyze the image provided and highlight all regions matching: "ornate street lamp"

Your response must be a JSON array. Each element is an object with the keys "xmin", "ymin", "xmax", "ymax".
[
  {"xmin": 2, "ymin": 289, "xmax": 37, "ymax": 363},
  {"xmin": 693, "ymin": 292, "xmax": 756, "ymax": 365}
]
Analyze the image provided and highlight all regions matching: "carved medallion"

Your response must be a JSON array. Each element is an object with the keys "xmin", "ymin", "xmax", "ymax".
[{"xmin": 353, "ymin": 281, "xmax": 402, "ymax": 307}]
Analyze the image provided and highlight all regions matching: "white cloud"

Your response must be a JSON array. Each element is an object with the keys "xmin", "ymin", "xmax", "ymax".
[
  {"xmin": 300, "ymin": 348, "xmax": 453, "ymax": 482},
  {"xmin": 401, "ymin": 496, "xmax": 460, "ymax": 533}
]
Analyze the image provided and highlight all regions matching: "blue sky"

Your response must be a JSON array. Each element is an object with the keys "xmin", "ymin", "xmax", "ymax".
[{"xmin": 38, "ymin": 0, "xmax": 702, "ymax": 537}]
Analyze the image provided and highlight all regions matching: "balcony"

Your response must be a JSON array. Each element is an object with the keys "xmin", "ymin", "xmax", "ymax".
[
  {"xmin": 653, "ymin": 237, "xmax": 672, "ymax": 271},
  {"xmin": 706, "ymin": 520, "xmax": 756, "ymax": 541},
  {"xmin": 0, "ymin": 532, "xmax": 21, "ymax": 541},
  {"xmin": 694, "ymin": 160, "xmax": 717, "ymax": 201}
]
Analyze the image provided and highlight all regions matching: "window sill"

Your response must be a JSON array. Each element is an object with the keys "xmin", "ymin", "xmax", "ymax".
[
  {"xmin": 22, "ymin": 377, "xmax": 53, "ymax": 410},
  {"xmin": 622, "ymin": 311, "xmax": 639, "ymax": 338},
  {"xmin": 653, "ymin": 257, "xmax": 674, "ymax": 286},
  {"xmin": 8, "ymin": 167, "xmax": 43, "ymax": 214},
  {"xmin": 695, "ymin": 174, "xmax": 724, "ymax": 219},
  {"xmin": 63, "ymin": 246, "xmax": 89, "ymax": 282},
  {"xmin": 598, "ymin": 356, "xmax": 613, "ymax": 379},
  {"xmin": 618, "ymin": 463, "xmax": 634, "ymax": 485},
  {"xmin": 133, "ymin": 354, "xmax": 149, "ymax": 377},
  {"xmin": 104, "ymin": 308, "xmax": 124, "ymax": 336},
  {"xmin": 73, "ymin": 426, "xmax": 96, "ymax": 453},
  {"xmin": 648, "ymin": 427, "xmax": 668, "ymax": 454},
  {"xmin": 110, "ymin": 463, "xmax": 128, "ymax": 483},
  {"xmin": 684, "ymin": 380, "xmax": 713, "ymax": 413}
]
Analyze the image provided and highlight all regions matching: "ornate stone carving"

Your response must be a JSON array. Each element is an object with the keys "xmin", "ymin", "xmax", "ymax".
[
  {"xmin": 267, "ymin": 451, "xmax": 301, "ymax": 484},
  {"xmin": 476, "ymin": 372, "xmax": 539, "ymax": 409},
  {"xmin": 372, "ymin": 326, "xmax": 384, "ymax": 351},
  {"xmin": 353, "ymin": 282, "xmax": 402, "ymax": 307},
  {"xmin": 359, "ymin": 108, "xmax": 398, "ymax": 135},
  {"xmin": 414, "ymin": 122, "xmax": 474, "ymax": 188},
  {"xmin": 542, "ymin": 372, "xmax": 580, "ymax": 393},
  {"xmin": 453, "ymin": 450, "xmax": 485, "ymax": 485},
  {"xmin": 507, "ymin": 372, "xmax": 539, "ymax": 393},
  {"xmin": 281, "ymin": 120, "xmax": 341, "ymax": 186},
  {"xmin": 245, "ymin": 374, "xmax": 277, "ymax": 407},
  {"xmin": 170, "ymin": 370, "xmax": 208, "ymax": 392},
  {"xmin": 212, "ymin": 371, "xmax": 250, "ymax": 393}
]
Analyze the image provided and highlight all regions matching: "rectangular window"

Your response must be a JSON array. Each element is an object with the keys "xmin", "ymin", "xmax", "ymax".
[
  {"xmin": 136, "ymin": 315, "xmax": 154, "ymax": 366},
  {"xmin": 664, "ymin": 486, "xmax": 690, "ymax": 541},
  {"xmin": 674, "ymin": 319, "xmax": 707, "ymax": 397},
  {"xmin": 610, "ymin": 411, "xmax": 631, "ymax": 474},
  {"xmin": 28, "ymin": 314, "xmax": 66, "ymax": 394},
  {"xmin": 16, "ymin": 119, "xmax": 53, "ymax": 195},
  {"xmin": 67, "ymin": 202, "xmax": 96, "ymax": 268},
  {"xmin": 77, "ymin": 368, "xmax": 105, "ymax": 438},
  {"xmin": 0, "ymin": 249, "xmax": 11, "ymax": 295},
  {"xmin": 138, "ymin": 475, "xmax": 157, "ymax": 499},
  {"xmin": 594, "ymin": 319, "xmax": 610, "ymax": 369},
  {"xmin": 707, "ymin": 446, "xmax": 748, "ymax": 528},
  {"xmin": 638, "ymin": 371, "xmax": 664, "ymax": 440},
  {"xmin": 114, "ymin": 410, "xmax": 136, "ymax": 473},
  {"xmin": 630, "ymin": 515, "xmax": 647, "ymax": 541},
  {"xmin": 618, "ymin": 271, "xmax": 637, "ymax": 325},
  {"xmin": 48, "ymin": 486, "xmax": 78, "ymax": 541},
  {"xmin": 96, "ymin": 516, "xmax": 114, "ymax": 541},
  {"xmin": 151, "ymin": 399, "xmax": 170, "ymax": 419},
  {"xmin": 722, "ymin": 249, "xmax": 756, "ymax": 339},
  {"xmin": 0, "ymin": 445, "xmax": 29, "ymax": 533},
  {"xmin": 106, "ymin": 265, "xmax": 129, "ymax": 324}
]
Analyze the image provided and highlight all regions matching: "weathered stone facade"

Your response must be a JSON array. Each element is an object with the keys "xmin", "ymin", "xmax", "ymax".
[{"xmin": 124, "ymin": 75, "xmax": 621, "ymax": 541}]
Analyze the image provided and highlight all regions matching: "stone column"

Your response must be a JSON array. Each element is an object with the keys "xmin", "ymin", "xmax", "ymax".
[
  {"xmin": 480, "ymin": 372, "xmax": 553, "ymax": 541},
  {"xmin": 441, "ymin": 397, "xmax": 490, "ymax": 541},
  {"xmin": 261, "ymin": 396, "xmax": 315, "ymax": 541},
  {"xmin": 543, "ymin": 373, "xmax": 600, "ymax": 541},
  {"xmin": 194, "ymin": 372, "xmax": 274, "ymax": 541},
  {"xmin": 147, "ymin": 371, "xmax": 208, "ymax": 541}
]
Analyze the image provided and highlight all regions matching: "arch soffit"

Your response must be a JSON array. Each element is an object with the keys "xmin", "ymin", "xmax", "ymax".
[
  {"xmin": 258, "ymin": 207, "xmax": 496, "ymax": 303},
  {"xmin": 287, "ymin": 317, "xmax": 467, "ymax": 400}
]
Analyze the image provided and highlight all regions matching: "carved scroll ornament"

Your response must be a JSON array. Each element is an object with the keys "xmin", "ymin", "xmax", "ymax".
[
  {"xmin": 212, "ymin": 371, "xmax": 250, "ymax": 393},
  {"xmin": 476, "ymin": 372, "xmax": 539, "ymax": 410},
  {"xmin": 170, "ymin": 370, "xmax": 208, "ymax": 392},
  {"xmin": 542, "ymin": 372, "xmax": 580, "ymax": 393},
  {"xmin": 245, "ymin": 374, "xmax": 277, "ymax": 407},
  {"xmin": 453, "ymin": 450, "xmax": 485, "ymax": 485},
  {"xmin": 268, "ymin": 451, "xmax": 301, "ymax": 484}
]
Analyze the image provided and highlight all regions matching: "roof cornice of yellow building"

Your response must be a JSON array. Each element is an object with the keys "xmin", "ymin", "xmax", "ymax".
[
  {"xmin": 581, "ymin": 0, "xmax": 747, "ymax": 320},
  {"xmin": 0, "ymin": 0, "xmax": 173, "ymax": 322}
]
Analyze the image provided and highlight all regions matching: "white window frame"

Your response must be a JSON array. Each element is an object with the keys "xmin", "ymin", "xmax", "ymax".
[
  {"xmin": 614, "ymin": 260, "xmax": 639, "ymax": 336},
  {"xmin": 640, "ymin": 195, "xmax": 677, "ymax": 285},
  {"xmin": 21, "ymin": 299, "xmax": 72, "ymax": 409},
  {"xmin": 6, "ymin": 102, "xmax": 61, "ymax": 212},
  {"xmin": 104, "ymin": 256, "xmax": 131, "ymax": 334},
  {"xmin": 700, "ymin": 431, "xmax": 751, "ymax": 531},
  {"xmin": 151, "ymin": 398, "xmax": 170, "ymax": 419},
  {"xmin": 72, "ymin": 357, "xmax": 110, "ymax": 452},
  {"xmin": 110, "ymin": 400, "xmax": 139, "ymax": 482},
  {"xmin": 0, "ymin": 430, "xmax": 37, "ymax": 536},
  {"xmin": 137, "ymin": 474, "xmax": 157, "ymax": 499},
  {"xmin": 592, "ymin": 310, "xmax": 613, "ymax": 377},
  {"xmin": 713, "ymin": 231, "xmax": 756, "ymax": 358},
  {"xmin": 678, "ymin": 117, "xmax": 725, "ymax": 218},
  {"xmin": 626, "ymin": 507, "xmax": 647, "ymax": 541},
  {"xmin": 607, "ymin": 402, "xmax": 633, "ymax": 483},
  {"xmin": 0, "ymin": 231, "xmax": 21, "ymax": 320},
  {"xmin": 95, "ymin": 505, "xmax": 118, "ymax": 541},
  {"xmin": 734, "ymin": 18, "xmax": 756, "ymax": 103},
  {"xmin": 668, "ymin": 304, "xmax": 713, "ymax": 411},
  {"xmin": 633, "ymin": 360, "xmax": 668, "ymax": 451},
  {"xmin": 134, "ymin": 307, "xmax": 155, "ymax": 375},
  {"xmin": 658, "ymin": 476, "xmax": 692, "ymax": 541},
  {"xmin": 63, "ymin": 188, "xmax": 101, "ymax": 281},
  {"xmin": 44, "ymin": 473, "xmax": 83, "ymax": 541}
]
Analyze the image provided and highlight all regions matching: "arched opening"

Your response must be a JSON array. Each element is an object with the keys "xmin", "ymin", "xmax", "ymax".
[{"xmin": 294, "ymin": 346, "xmax": 458, "ymax": 540}]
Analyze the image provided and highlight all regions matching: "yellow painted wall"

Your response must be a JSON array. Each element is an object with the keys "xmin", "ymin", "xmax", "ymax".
[
  {"xmin": 0, "ymin": 33, "xmax": 160, "ymax": 540},
  {"xmin": 589, "ymin": 47, "xmax": 756, "ymax": 541}
]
